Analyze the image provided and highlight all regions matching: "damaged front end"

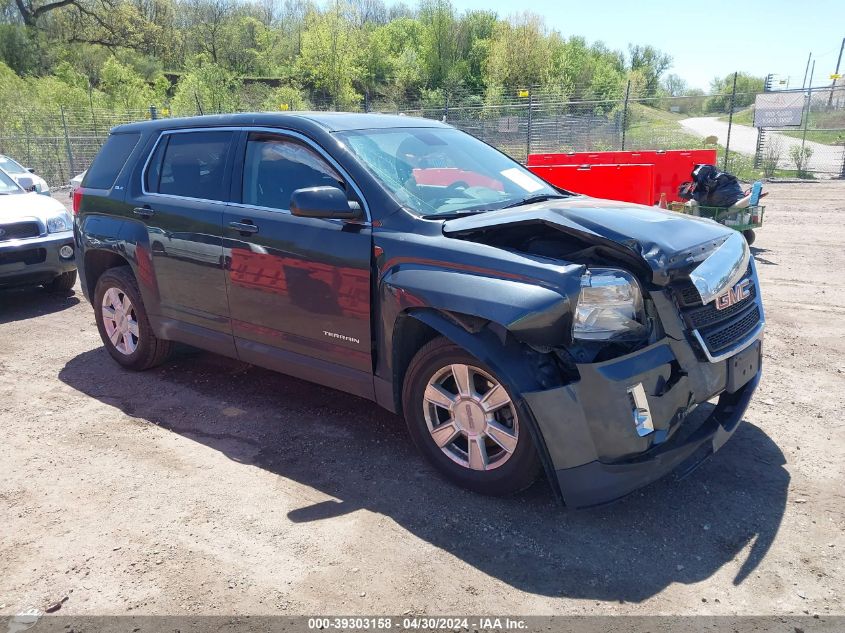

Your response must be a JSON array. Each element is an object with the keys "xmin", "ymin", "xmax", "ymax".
[{"xmin": 441, "ymin": 199, "xmax": 764, "ymax": 507}]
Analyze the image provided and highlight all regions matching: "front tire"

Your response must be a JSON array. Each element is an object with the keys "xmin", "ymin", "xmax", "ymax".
[
  {"xmin": 93, "ymin": 266, "xmax": 172, "ymax": 370},
  {"xmin": 402, "ymin": 337, "xmax": 541, "ymax": 495},
  {"xmin": 44, "ymin": 270, "xmax": 77, "ymax": 292},
  {"xmin": 742, "ymin": 229, "xmax": 756, "ymax": 245}
]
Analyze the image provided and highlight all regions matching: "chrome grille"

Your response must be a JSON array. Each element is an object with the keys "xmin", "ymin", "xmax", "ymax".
[
  {"xmin": 683, "ymin": 282, "xmax": 757, "ymax": 329},
  {"xmin": 699, "ymin": 305, "xmax": 761, "ymax": 354},
  {"xmin": 672, "ymin": 264, "xmax": 762, "ymax": 359}
]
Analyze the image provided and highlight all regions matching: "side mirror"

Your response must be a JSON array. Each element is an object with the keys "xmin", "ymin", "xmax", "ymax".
[
  {"xmin": 290, "ymin": 186, "xmax": 363, "ymax": 220},
  {"xmin": 17, "ymin": 176, "xmax": 36, "ymax": 192},
  {"xmin": 27, "ymin": 167, "xmax": 36, "ymax": 174}
]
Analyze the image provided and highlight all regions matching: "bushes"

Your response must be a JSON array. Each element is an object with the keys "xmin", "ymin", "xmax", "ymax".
[{"xmin": 789, "ymin": 145, "xmax": 814, "ymax": 179}]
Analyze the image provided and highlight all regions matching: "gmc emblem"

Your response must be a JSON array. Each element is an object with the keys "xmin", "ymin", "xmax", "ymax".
[{"xmin": 715, "ymin": 279, "xmax": 751, "ymax": 310}]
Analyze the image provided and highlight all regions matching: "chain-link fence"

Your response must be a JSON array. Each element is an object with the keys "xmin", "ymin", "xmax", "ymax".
[
  {"xmin": 2, "ymin": 80, "xmax": 843, "ymax": 189},
  {"xmin": 754, "ymin": 85, "xmax": 845, "ymax": 178}
]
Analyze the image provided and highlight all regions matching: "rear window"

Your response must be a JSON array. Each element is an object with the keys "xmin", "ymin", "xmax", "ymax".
[
  {"xmin": 146, "ymin": 131, "xmax": 233, "ymax": 201},
  {"xmin": 83, "ymin": 133, "xmax": 141, "ymax": 189}
]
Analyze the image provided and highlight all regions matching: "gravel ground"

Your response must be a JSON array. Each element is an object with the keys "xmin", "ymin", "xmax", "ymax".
[{"xmin": 1, "ymin": 183, "xmax": 843, "ymax": 617}]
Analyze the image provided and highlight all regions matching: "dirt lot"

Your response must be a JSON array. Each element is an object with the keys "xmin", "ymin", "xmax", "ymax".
[{"xmin": 1, "ymin": 183, "xmax": 844, "ymax": 617}]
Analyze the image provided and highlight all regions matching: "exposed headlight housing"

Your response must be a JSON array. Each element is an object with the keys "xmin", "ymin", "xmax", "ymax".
[
  {"xmin": 573, "ymin": 268, "xmax": 647, "ymax": 340},
  {"xmin": 46, "ymin": 212, "xmax": 72, "ymax": 233}
]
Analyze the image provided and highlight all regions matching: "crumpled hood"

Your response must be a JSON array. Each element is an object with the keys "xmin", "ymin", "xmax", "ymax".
[
  {"xmin": 442, "ymin": 196, "xmax": 736, "ymax": 285},
  {"xmin": 0, "ymin": 192, "xmax": 67, "ymax": 224}
]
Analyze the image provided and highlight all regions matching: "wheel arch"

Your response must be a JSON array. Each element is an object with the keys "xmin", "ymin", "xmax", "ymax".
[
  {"xmin": 83, "ymin": 249, "xmax": 133, "ymax": 300},
  {"xmin": 394, "ymin": 307, "xmax": 566, "ymax": 500}
]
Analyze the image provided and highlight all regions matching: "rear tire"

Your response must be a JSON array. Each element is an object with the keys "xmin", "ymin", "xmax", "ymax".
[
  {"xmin": 402, "ymin": 337, "xmax": 541, "ymax": 495},
  {"xmin": 742, "ymin": 229, "xmax": 756, "ymax": 245},
  {"xmin": 93, "ymin": 266, "xmax": 172, "ymax": 370},
  {"xmin": 44, "ymin": 270, "xmax": 77, "ymax": 292}
]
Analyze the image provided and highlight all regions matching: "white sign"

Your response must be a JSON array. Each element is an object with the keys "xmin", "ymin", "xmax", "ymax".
[{"xmin": 753, "ymin": 92, "xmax": 805, "ymax": 127}]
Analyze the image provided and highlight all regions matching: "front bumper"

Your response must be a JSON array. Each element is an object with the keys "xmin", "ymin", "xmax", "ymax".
[
  {"xmin": 0, "ymin": 231, "xmax": 75, "ymax": 287},
  {"xmin": 525, "ymin": 333, "xmax": 762, "ymax": 508}
]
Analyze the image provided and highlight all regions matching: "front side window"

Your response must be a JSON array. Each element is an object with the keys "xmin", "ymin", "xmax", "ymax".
[
  {"xmin": 335, "ymin": 127, "xmax": 563, "ymax": 217},
  {"xmin": 0, "ymin": 156, "xmax": 27, "ymax": 175},
  {"xmin": 0, "ymin": 169, "xmax": 23, "ymax": 194},
  {"xmin": 148, "ymin": 131, "xmax": 233, "ymax": 201},
  {"xmin": 241, "ymin": 133, "xmax": 344, "ymax": 211}
]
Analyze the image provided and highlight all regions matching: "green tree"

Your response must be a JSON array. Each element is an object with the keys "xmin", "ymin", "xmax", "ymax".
[
  {"xmin": 296, "ymin": 0, "xmax": 361, "ymax": 109},
  {"xmin": 705, "ymin": 73, "xmax": 765, "ymax": 112},
  {"xmin": 99, "ymin": 56, "xmax": 162, "ymax": 109},
  {"xmin": 261, "ymin": 84, "xmax": 311, "ymax": 111},
  {"xmin": 418, "ymin": 0, "xmax": 457, "ymax": 89},
  {"xmin": 628, "ymin": 44, "xmax": 671, "ymax": 98},
  {"xmin": 486, "ymin": 12, "xmax": 550, "ymax": 89},
  {"xmin": 170, "ymin": 56, "xmax": 241, "ymax": 114}
]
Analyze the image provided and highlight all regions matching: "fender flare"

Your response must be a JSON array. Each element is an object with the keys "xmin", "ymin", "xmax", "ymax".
[
  {"xmin": 381, "ymin": 266, "xmax": 578, "ymax": 348},
  {"xmin": 78, "ymin": 214, "xmax": 158, "ymax": 307}
]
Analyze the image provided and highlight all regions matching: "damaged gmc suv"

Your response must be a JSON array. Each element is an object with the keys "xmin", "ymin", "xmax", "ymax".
[{"xmin": 74, "ymin": 113, "xmax": 764, "ymax": 506}]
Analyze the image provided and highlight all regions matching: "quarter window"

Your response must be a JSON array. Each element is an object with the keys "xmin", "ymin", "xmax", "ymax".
[
  {"xmin": 242, "ymin": 133, "xmax": 344, "ymax": 211},
  {"xmin": 148, "ymin": 131, "xmax": 233, "ymax": 201},
  {"xmin": 84, "ymin": 132, "xmax": 140, "ymax": 190}
]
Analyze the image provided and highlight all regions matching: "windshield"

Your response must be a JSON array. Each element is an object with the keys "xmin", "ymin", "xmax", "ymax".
[
  {"xmin": 0, "ymin": 169, "xmax": 23, "ymax": 195},
  {"xmin": 335, "ymin": 127, "xmax": 565, "ymax": 216},
  {"xmin": 0, "ymin": 156, "xmax": 27, "ymax": 175}
]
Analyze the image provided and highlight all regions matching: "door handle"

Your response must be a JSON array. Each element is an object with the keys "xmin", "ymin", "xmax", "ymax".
[
  {"xmin": 133, "ymin": 206, "xmax": 154, "ymax": 218},
  {"xmin": 229, "ymin": 220, "xmax": 259, "ymax": 235}
]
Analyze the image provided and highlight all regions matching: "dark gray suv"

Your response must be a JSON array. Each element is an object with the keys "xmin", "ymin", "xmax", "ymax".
[{"xmin": 74, "ymin": 113, "xmax": 764, "ymax": 506}]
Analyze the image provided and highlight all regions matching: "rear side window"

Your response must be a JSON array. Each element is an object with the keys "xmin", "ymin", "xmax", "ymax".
[
  {"xmin": 84, "ymin": 133, "xmax": 141, "ymax": 189},
  {"xmin": 147, "ymin": 131, "xmax": 233, "ymax": 201}
]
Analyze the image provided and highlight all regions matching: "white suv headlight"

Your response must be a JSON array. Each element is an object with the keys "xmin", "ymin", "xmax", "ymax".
[
  {"xmin": 46, "ymin": 212, "xmax": 72, "ymax": 233},
  {"xmin": 573, "ymin": 268, "xmax": 647, "ymax": 340}
]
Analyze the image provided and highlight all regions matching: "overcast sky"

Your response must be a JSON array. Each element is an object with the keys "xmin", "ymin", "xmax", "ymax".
[{"xmin": 391, "ymin": 0, "xmax": 844, "ymax": 91}]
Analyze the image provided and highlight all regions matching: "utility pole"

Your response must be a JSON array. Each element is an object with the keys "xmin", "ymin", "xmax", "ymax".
[{"xmin": 827, "ymin": 37, "xmax": 844, "ymax": 109}]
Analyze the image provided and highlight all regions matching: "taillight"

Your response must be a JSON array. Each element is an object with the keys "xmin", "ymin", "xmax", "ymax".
[{"xmin": 72, "ymin": 187, "xmax": 83, "ymax": 215}]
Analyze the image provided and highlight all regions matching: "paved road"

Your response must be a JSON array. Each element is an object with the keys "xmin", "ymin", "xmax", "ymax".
[{"xmin": 680, "ymin": 116, "xmax": 843, "ymax": 175}]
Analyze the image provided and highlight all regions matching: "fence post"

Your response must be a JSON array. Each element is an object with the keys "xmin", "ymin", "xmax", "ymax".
[
  {"xmin": 620, "ymin": 79, "xmax": 631, "ymax": 151},
  {"xmin": 444, "ymin": 94, "xmax": 449, "ymax": 123},
  {"xmin": 800, "ymin": 61, "xmax": 815, "ymax": 177},
  {"xmin": 753, "ymin": 78, "xmax": 770, "ymax": 170},
  {"xmin": 24, "ymin": 115, "xmax": 32, "ymax": 167},
  {"xmin": 723, "ymin": 72, "xmax": 738, "ymax": 171},
  {"xmin": 150, "ymin": 104, "xmax": 158, "ymax": 120},
  {"xmin": 364, "ymin": 90, "xmax": 369, "ymax": 113},
  {"xmin": 60, "ymin": 105, "xmax": 76, "ymax": 178},
  {"xmin": 526, "ymin": 88, "xmax": 533, "ymax": 159},
  {"xmin": 753, "ymin": 128, "xmax": 765, "ymax": 169},
  {"xmin": 840, "ymin": 146, "xmax": 845, "ymax": 179}
]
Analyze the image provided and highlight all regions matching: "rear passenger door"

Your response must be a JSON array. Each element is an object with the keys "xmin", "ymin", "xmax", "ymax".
[
  {"xmin": 137, "ymin": 129, "xmax": 236, "ymax": 338},
  {"xmin": 223, "ymin": 130, "xmax": 373, "ymax": 383}
]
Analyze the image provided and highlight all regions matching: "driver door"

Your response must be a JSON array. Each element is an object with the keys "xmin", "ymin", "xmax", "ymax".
[{"xmin": 223, "ymin": 131, "xmax": 373, "ymax": 382}]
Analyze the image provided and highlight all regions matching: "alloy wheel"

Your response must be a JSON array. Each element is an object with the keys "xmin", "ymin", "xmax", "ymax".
[
  {"xmin": 422, "ymin": 363, "xmax": 519, "ymax": 471},
  {"xmin": 101, "ymin": 287, "xmax": 139, "ymax": 355}
]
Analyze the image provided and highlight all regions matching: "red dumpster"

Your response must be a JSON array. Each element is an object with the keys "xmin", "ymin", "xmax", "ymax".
[
  {"xmin": 527, "ymin": 149, "xmax": 718, "ymax": 205},
  {"xmin": 528, "ymin": 163, "xmax": 655, "ymax": 206}
]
